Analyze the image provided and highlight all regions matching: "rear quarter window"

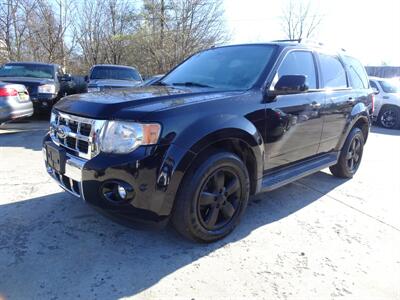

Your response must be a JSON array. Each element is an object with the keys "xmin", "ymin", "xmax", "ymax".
[
  {"xmin": 343, "ymin": 56, "xmax": 369, "ymax": 89},
  {"xmin": 318, "ymin": 53, "xmax": 347, "ymax": 89}
]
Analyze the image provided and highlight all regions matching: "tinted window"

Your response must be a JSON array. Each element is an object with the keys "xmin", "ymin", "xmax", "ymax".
[
  {"xmin": 379, "ymin": 80, "xmax": 400, "ymax": 93},
  {"xmin": 370, "ymin": 80, "xmax": 379, "ymax": 91},
  {"xmin": 319, "ymin": 54, "xmax": 347, "ymax": 89},
  {"xmin": 162, "ymin": 45, "xmax": 276, "ymax": 90},
  {"xmin": 275, "ymin": 51, "xmax": 317, "ymax": 89},
  {"xmin": 0, "ymin": 64, "xmax": 54, "ymax": 79},
  {"xmin": 90, "ymin": 66, "xmax": 141, "ymax": 81},
  {"xmin": 343, "ymin": 56, "xmax": 368, "ymax": 89}
]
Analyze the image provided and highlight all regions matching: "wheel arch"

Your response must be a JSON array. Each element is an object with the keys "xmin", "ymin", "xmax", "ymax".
[
  {"xmin": 336, "ymin": 110, "xmax": 370, "ymax": 151},
  {"xmin": 156, "ymin": 115, "xmax": 265, "ymax": 216}
]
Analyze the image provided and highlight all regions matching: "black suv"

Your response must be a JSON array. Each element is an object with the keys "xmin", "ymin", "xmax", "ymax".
[
  {"xmin": 0, "ymin": 62, "xmax": 72, "ymax": 111},
  {"xmin": 43, "ymin": 42, "xmax": 372, "ymax": 242}
]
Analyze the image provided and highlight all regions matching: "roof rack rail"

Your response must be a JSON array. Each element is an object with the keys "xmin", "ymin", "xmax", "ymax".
[
  {"xmin": 272, "ymin": 38, "xmax": 324, "ymax": 47},
  {"xmin": 272, "ymin": 39, "xmax": 347, "ymax": 52},
  {"xmin": 272, "ymin": 39, "xmax": 302, "ymax": 43}
]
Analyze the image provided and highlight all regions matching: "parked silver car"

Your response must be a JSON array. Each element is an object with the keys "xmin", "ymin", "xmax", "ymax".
[{"xmin": 0, "ymin": 82, "xmax": 33, "ymax": 124}]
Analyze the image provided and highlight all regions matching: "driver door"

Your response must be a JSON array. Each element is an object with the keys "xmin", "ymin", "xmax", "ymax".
[{"xmin": 264, "ymin": 50, "xmax": 325, "ymax": 171}]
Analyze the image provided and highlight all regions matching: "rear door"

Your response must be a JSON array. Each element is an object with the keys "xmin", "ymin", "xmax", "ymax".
[
  {"xmin": 265, "ymin": 50, "xmax": 325, "ymax": 170},
  {"xmin": 317, "ymin": 53, "xmax": 355, "ymax": 153}
]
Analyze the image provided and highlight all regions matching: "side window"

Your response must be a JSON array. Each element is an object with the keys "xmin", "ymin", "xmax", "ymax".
[
  {"xmin": 370, "ymin": 80, "xmax": 379, "ymax": 92},
  {"xmin": 343, "ymin": 56, "xmax": 369, "ymax": 89},
  {"xmin": 275, "ymin": 51, "xmax": 317, "ymax": 89},
  {"xmin": 318, "ymin": 54, "xmax": 347, "ymax": 89}
]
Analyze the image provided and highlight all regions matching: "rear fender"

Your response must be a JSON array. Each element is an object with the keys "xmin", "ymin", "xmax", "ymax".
[{"xmin": 336, "ymin": 102, "xmax": 370, "ymax": 151}]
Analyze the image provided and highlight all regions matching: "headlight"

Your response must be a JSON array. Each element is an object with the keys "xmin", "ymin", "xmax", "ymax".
[
  {"xmin": 100, "ymin": 121, "xmax": 161, "ymax": 153},
  {"xmin": 50, "ymin": 111, "xmax": 56, "ymax": 123},
  {"xmin": 87, "ymin": 87, "xmax": 100, "ymax": 93},
  {"xmin": 38, "ymin": 84, "xmax": 56, "ymax": 94}
]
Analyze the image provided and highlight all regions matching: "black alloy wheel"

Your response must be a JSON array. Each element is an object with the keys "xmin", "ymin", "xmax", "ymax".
[
  {"xmin": 171, "ymin": 151, "xmax": 249, "ymax": 242},
  {"xmin": 345, "ymin": 135, "xmax": 362, "ymax": 172},
  {"xmin": 197, "ymin": 168, "xmax": 242, "ymax": 231},
  {"xmin": 379, "ymin": 107, "xmax": 400, "ymax": 129},
  {"xmin": 330, "ymin": 127, "xmax": 365, "ymax": 178}
]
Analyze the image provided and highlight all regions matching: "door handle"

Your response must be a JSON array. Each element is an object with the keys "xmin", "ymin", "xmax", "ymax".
[{"xmin": 310, "ymin": 101, "xmax": 321, "ymax": 109}]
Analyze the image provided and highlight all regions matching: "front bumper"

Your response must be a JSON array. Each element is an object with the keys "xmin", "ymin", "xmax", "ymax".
[
  {"xmin": 43, "ymin": 135, "xmax": 172, "ymax": 225},
  {"xmin": 31, "ymin": 93, "xmax": 58, "ymax": 109}
]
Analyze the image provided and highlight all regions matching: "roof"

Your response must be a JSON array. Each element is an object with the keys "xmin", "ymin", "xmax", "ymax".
[
  {"xmin": 92, "ymin": 64, "xmax": 137, "ymax": 69},
  {"xmin": 5, "ymin": 61, "xmax": 59, "ymax": 67}
]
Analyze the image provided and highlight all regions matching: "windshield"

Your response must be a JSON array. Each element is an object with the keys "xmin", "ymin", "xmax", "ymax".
[
  {"xmin": 379, "ymin": 80, "xmax": 400, "ymax": 93},
  {"xmin": 161, "ymin": 45, "xmax": 277, "ymax": 90},
  {"xmin": 0, "ymin": 64, "xmax": 54, "ymax": 79},
  {"xmin": 90, "ymin": 66, "xmax": 141, "ymax": 81}
]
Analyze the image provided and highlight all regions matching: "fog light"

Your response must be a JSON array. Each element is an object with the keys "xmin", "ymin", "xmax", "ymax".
[
  {"xmin": 101, "ymin": 181, "xmax": 134, "ymax": 204},
  {"xmin": 117, "ymin": 185, "xmax": 127, "ymax": 199}
]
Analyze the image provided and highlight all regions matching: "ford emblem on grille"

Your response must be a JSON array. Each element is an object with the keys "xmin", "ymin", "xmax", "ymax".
[{"xmin": 56, "ymin": 125, "xmax": 71, "ymax": 139}]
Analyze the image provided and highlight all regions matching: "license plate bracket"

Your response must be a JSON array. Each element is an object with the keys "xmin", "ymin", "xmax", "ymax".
[{"xmin": 46, "ymin": 142, "xmax": 66, "ymax": 174}]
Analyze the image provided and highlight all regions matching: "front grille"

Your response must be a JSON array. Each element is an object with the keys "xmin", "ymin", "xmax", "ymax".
[
  {"xmin": 51, "ymin": 168, "xmax": 81, "ymax": 197},
  {"xmin": 50, "ymin": 111, "xmax": 106, "ymax": 159}
]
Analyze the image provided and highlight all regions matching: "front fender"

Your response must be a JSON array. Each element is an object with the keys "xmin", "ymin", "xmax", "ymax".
[{"xmin": 156, "ymin": 114, "xmax": 265, "ymax": 215}]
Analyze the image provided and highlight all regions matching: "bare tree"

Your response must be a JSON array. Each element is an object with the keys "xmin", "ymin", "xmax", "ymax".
[
  {"xmin": 280, "ymin": 0, "xmax": 323, "ymax": 40},
  {"xmin": 1, "ymin": 0, "xmax": 229, "ymax": 75},
  {"xmin": 26, "ymin": 0, "xmax": 75, "ymax": 65},
  {"xmin": 75, "ymin": 0, "xmax": 137, "ymax": 69},
  {"xmin": 131, "ymin": 0, "xmax": 229, "ymax": 75},
  {"xmin": 0, "ymin": 0, "xmax": 36, "ymax": 61}
]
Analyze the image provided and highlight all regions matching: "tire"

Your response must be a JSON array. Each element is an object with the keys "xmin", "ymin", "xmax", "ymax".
[
  {"xmin": 378, "ymin": 106, "xmax": 400, "ymax": 129},
  {"xmin": 171, "ymin": 151, "xmax": 250, "ymax": 243},
  {"xmin": 330, "ymin": 127, "xmax": 364, "ymax": 178}
]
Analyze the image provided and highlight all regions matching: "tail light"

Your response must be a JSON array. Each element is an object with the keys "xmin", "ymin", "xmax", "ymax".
[
  {"xmin": 371, "ymin": 93, "xmax": 375, "ymax": 114},
  {"xmin": 0, "ymin": 87, "xmax": 18, "ymax": 97}
]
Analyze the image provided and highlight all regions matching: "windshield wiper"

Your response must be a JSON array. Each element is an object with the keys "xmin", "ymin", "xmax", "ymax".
[
  {"xmin": 151, "ymin": 80, "xmax": 168, "ymax": 86},
  {"xmin": 171, "ymin": 82, "xmax": 213, "ymax": 88}
]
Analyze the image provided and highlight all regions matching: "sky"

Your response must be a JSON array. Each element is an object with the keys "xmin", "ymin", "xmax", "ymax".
[{"xmin": 223, "ymin": 0, "xmax": 400, "ymax": 66}]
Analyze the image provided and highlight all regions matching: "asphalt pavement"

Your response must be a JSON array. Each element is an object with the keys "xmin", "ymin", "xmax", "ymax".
[{"xmin": 0, "ymin": 118, "xmax": 399, "ymax": 300}]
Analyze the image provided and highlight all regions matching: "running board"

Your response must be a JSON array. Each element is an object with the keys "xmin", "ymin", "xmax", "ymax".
[{"xmin": 261, "ymin": 153, "xmax": 339, "ymax": 192}]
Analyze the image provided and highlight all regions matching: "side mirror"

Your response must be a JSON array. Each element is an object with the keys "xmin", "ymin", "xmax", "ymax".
[
  {"xmin": 84, "ymin": 75, "xmax": 89, "ymax": 82},
  {"xmin": 60, "ymin": 74, "xmax": 72, "ymax": 82},
  {"xmin": 372, "ymin": 87, "xmax": 379, "ymax": 95},
  {"xmin": 272, "ymin": 75, "xmax": 309, "ymax": 96}
]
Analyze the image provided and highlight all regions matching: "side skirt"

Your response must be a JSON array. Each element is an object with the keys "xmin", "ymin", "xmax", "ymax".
[{"xmin": 260, "ymin": 152, "xmax": 339, "ymax": 192}]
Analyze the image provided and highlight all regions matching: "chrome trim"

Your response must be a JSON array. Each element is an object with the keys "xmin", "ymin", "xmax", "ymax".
[
  {"xmin": 50, "ymin": 111, "xmax": 106, "ymax": 159},
  {"xmin": 45, "ymin": 148, "xmax": 86, "ymax": 199}
]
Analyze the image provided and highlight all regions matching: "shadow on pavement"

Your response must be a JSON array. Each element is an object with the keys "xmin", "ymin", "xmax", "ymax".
[
  {"xmin": 370, "ymin": 125, "xmax": 400, "ymax": 136},
  {"xmin": 0, "ymin": 126, "xmax": 47, "ymax": 151},
  {"xmin": 0, "ymin": 171, "xmax": 347, "ymax": 299}
]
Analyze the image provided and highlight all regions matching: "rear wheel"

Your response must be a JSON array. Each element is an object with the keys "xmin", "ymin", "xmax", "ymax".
[
  {"xmin": 378, "ymin": 106, "xmax": 400, "ymax": 129},
  {"xmin": 171, "ymin": 151, "xmax": 249, "ymax": 242},
  {"xmin": 330, "ymin": 127, "xmax": 364, "ymax": 178}
]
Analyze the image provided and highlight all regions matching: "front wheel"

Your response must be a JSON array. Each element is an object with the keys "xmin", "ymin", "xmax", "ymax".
[
  {"xmin": 171, "ymin": 151, "xmax": 250, "ymax": 243},
  {"xmin": 330, "ymin": 127, "xmax": 365, "ymax": 178}
]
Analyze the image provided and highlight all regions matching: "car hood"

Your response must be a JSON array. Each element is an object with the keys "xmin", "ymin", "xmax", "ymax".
[
  {"xmin": 55, "ymin": 85, "xmax": 243, "ymax": 119},
  {"xmin": 88, "ymin": 79, "xmax": 141, "ymax": 88}
]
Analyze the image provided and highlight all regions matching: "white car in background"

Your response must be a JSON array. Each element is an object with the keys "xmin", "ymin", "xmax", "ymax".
[{"xmin": 369, "ymin": 77, "xmax": 400, "ymax": 129}]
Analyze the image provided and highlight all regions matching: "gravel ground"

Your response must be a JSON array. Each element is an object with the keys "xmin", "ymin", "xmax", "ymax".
[{"xmin": 0, "ymin": 119, "xmax": 399, "ymax": 300}]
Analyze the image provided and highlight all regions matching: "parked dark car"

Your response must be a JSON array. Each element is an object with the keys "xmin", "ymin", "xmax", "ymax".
[
  {"xmin": 86, "ymin": 64, "xmax": 142, "ymax": 92},
  {"xmin": 0, "ymin": 62, "xmax": 72, "ymax": 111},
  {"xmin": 0, "ymin": 81, "xmax": 33, "ymax": 123},
  {"xmin": 43, "ymin": 41, "xmax": 373, "ymax": 242}
]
